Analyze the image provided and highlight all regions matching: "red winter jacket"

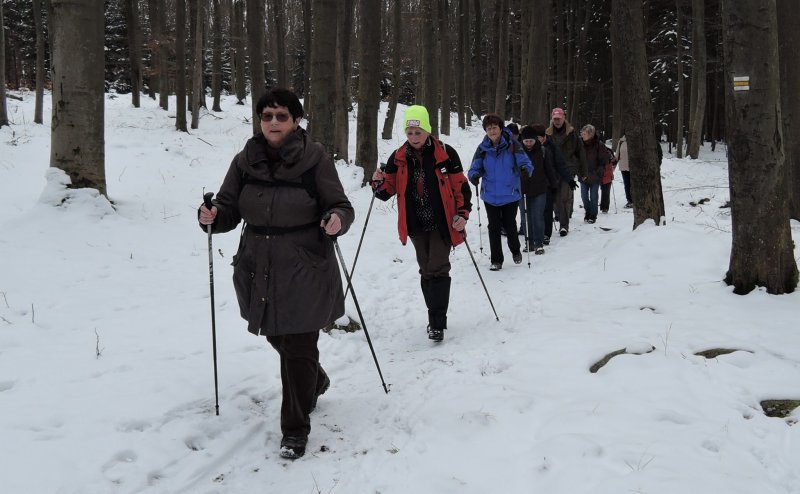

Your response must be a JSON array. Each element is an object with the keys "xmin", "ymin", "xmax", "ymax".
[{"xmin": 374, "ymin": 137, "xmax": 472, "ymax": 246}]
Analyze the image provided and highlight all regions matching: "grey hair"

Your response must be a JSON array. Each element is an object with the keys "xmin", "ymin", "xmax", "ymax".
[{"xmin": 580, "ymin": 124, "xmax": 596, "ymax": 136}]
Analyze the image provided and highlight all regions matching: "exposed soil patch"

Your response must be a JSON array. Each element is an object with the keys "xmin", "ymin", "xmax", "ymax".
[
  {"xmin": 760, "ymin": 400, "xmax": 800, "ymax": 419},
  {"xmin": 694, "ymin": 348, "xmax": 753, "ymax": 359},
  {"xmin": 590, "ymin": 345, "xmax": 655, "ymax": 373}
]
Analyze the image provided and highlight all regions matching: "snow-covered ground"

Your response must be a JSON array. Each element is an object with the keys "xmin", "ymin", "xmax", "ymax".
[{"xmin": 1, "ymin": 91, "xmax": 799, "ymax": 494}]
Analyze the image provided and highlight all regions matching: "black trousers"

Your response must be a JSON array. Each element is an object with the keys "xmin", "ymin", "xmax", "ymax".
[
  {"xmin": 544, "ymin": 190, "xmax": 555, "ymax": 238},
  {"xmin": 600, "ymin": 182, "xmax": 612, "ymax": 212},
  {"xmin": 621, "ymin": 170, "xmax": 632, "ymax": 203},
  {"xmin": 485, "ymin": 201, "xmax": 521, "ymax": 264},
  {"xmin": 266, "ymin": 331, "xmax": 327, "ymax": 439}
]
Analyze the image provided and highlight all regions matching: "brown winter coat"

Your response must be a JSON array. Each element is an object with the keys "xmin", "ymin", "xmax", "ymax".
[
  {"xmin": 546, "ymin": 121, "xmax": 588, "ymax": 179},
  {"xmin": 204, "ymin": 129, "xmax": 355, "ymax": 336}
]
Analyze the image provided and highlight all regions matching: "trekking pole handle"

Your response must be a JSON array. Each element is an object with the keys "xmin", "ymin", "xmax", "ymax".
[{"xmin": 203, "ymin": 192, "xmax": 214, "ymax": 210}]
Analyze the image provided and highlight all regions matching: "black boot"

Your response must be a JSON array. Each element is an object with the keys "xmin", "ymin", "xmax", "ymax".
[{"xmin": 426, "ymin": 277, "xmax": 451, "ymax": 341}]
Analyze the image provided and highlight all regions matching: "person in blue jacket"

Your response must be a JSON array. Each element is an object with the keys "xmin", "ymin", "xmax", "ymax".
[{"xmin": 468, "ymin": 114, "xmax": 534, "ymax": 271}]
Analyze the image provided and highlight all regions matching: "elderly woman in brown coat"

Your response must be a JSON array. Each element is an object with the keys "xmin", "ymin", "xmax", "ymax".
[{"xmin": 198, "ymin": 88, "xmax": 354, "ymax": 460}]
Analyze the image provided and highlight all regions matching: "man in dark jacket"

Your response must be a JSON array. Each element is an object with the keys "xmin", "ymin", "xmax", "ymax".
[{"xmin": 546, "ymin": 108, "xmax": 586, "ymax": 237}]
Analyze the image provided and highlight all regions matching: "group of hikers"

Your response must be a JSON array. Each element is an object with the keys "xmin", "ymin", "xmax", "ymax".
[{"xmin": 196, "ymin": 87, "xmax": 636, "ymax": 460}]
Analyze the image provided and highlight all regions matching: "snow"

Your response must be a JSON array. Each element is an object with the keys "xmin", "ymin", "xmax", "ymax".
[{"xmin": 1, "ymin": 91, "xmax": 799, "ymax": 494}]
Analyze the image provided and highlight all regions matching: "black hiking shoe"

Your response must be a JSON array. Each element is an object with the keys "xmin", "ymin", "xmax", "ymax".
[
  {"xmin": 543, "ymin": 235, "xmax": 550, "ymax": 245},
  {"xmin": 280, "ymin": 435, "xmax": 308, "ymax": 460},
  {"xmin": 310, "ymin": 372, "xmax": 331, "ymax": 413},
  {"xmin": 559, "ymin": 227, "xmax": 568, "ymax": 237},
  {"xmin": 513, "ymin": 252, "xmax": 522, "ymax": 264},
  {"xmin": 427, "ymin": 326, "xmax": 444, "ymax": 342},
  {"xmin": 490, "ymin": 262, "xmax": 502, "ymax": 271}
]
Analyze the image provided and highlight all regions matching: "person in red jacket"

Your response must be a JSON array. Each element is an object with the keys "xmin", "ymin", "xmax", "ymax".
[{"xmin": 372, "ymin": 105, "xmax": 472, "ymax": 342}]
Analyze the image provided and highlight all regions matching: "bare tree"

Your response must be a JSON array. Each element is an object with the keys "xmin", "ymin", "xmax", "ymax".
[
  {"xmin": 686, "ymin": 0, "xmax": 706, "ymax": 158},
  {"xmin": 308, "ymin": 0, "xmax": 337, "ymax": 153},
  {"xmin": 191, "ymin": 0, "xmax": 207, "ymax": 129},
  {"xmin": 176, "ymin": 0, "xmax": 188, "ymax": 131},
  {"xmin": 522, "ymin": 0, "xmax": 548, "ymax": 123},
  {"xmin": 612, "ymin": 0, "xmax": 665, "ymax": 229},
  {"xmin": 439, "ymin": 0, "xmax": 451, "ymax": 135},
  {"xmin": 356, "ymin": 0, "xmax": 380, "ymax": 183},
  {"xmin": 471, "ymin": 0, "xmax": 483, "ymax": 115},
  {"xmin": 675, "ymin": 0, "xmax": 685, "ymax": 158},
  {"xmin": 157, "ymin": 0, "xmax": 169, "ymax": 110},
  {"xmin": 231, "ymin": 0, "xmax": 246, "ymax": 104},
  {"xmin": 493, "ymin": 0, "xmax": 508, "ymax": 115},
  {"xmin": 211, "ymin": 0, "xmax": 223, "ymax": 112},
  {"xmin": 456, "ymin": 0, "xmax": 467, "ymax": 128},
  {"xmin": 50, "ymin": 0, "xmax": 106, "ymax": 195},
  {"xmin": 33, "ymin": 0, "xmax": 48, "ymax": 122},
  {"xmin": 0, "ymin": 0, "xmax": 8, "ymax": 128},
  {"xmin": 270, "ymin": 0, "xmax": 287, "ymax": 87},
  {"xmin": 124, "ymin": 0, "xmax": 142, "ymax": 108},
  {"xmin": 777, "ymin": 0, "xmax": 800, "ymax": 220},
  {"xmin": 333, "ymin": 0, "xmax": 353, "ymax": 161},
  {"xmin": 722, "ymin": 0, "xmax": 798, "ymax": 295},
  {"xmin": 246, "ymin": 0, "xmax": 265, "ymax": 134},
  {"xmin": 381, "ymin": 0, "xmax": 402, "ymax": 139}
]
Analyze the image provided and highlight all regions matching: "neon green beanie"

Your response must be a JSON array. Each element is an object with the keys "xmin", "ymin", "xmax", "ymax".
[{"xmin": 404, "ymin": 105, "xmax": 432, "ymax": 134}]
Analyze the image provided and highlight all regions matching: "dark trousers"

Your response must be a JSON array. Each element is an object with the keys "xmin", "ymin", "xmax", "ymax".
[
  {"xmin": 410, "ymin": 231, "xmax": 452, "ymax": 329},
  {"xmin": 621, "ymin": 170, "xmax": 632, "ymax": 203},
  {"xmin": 485, "ymin": 201, "xmax": 521, "ymax": 264},
  {"xmin": 554, "ymin": 180, "xmax": 574, "ymax": 231},
  {"xmin": 600, "ymin": 182, "xmax": 612, "ymax": 212},
  {"xmin": 544, "ymin": 190, "xmax": 555, "ymax": 238},
  {"xmin": 523, "ymin": 192, "xmax": 547, "ymax": 248},
  {"xmin": 266, "ymin": 331, "xmax": 327, "ymax": 438}
]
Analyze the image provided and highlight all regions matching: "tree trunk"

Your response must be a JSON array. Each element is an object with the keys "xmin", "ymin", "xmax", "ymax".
[
  {"xmin": 333, "ymin": 0, "xmax": 353, "ymax": 161},
  {"xmin": 528, "ymin": 0, "xmax": 549, "ymax": 123},
  {"xmin": 509, "ymin": 0, "xmax": 521, "ymax": 120},
  {"xmin": 381, "ymin": 0, "xmax": 403, "ymax": 139},
  {"xmin": 211, "ymin": 0, "xmax": 223, "ymax": 112},
  {"xmin": 231, "ymin": 0, "xmax": 246, "ymax": 104},
  {"xmin": 675, "ymin": 0, "xmax": 685, "ymax": 158},
  {"xmin": 439, "ymin": 0, "xmax": 451, "ymax": 135},
  {"xmin": 0, "ymin": 1, "xmax": 7, "ymax": 128},
  {"xmin": 246, "ymin": 0, "xmax": 265, "ymax": 134},
  {"xmin": 308, "ymin": 0, "xmax": 337, "ymax": 153},
  {"xmin": 124, "ymin": 0, "xmax": 142, "ymax": 109},
  {"xmin": 147, "ymin": 0, "xmax": 159, "ymax": 98},
  {"xmin": 50, "ymin": 0, "xmax": 106, "ymax": 196},
  {"xmin": 270, "ymin": 0, "xmax": 287, "ymax": 87},
  {"xmin": 611, "ymin": 0, "xmax": 665, "ymax": 229},
  {"xmin": 722, "ymin": 0, "xmax": 798, "ymax": 295},
  {"xmin": 356, "ymin": 0, "xmax": 380, "ymax": 183},
  {"xmin": 191, "ymin": 0, "xmax": 206, "ymax": 129},
  {"xmin": 302, "ymin": 0, "xmax": 311, "ymax": 102},
  {"xmin": 686, "ymin": 0, "xmax": 706, "ymax": 158},
  {"xmin": 33, "ymin": 0, "xmax": 47, "ymax": 123},
  {"xmin": 157, "ymin": 0, "xmax": 169, "ymax": 110},
  {"xmin": 493, "ymin": 0, "xmax": 508, "ymax": 116},
  {"xmin": 471, "ymin": 0, "xmax": 483, "ymax": 115},
  {"xmin": 420, "ymin": 0, "xmax": 439, "ymax": 134},
  {"xmin": 610, "ymin": 0, "xmax": 622, "ymax": 146},
  {"xmin": 777, "ymin": 0, "xmax": 800, "ymax": 220},
  {"xmin": 176, "ymin": 0, "xmax": 188, "ymax": 131}
]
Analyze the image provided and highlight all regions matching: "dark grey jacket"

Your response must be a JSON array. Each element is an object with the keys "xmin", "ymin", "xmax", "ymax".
[{"xmin": 204, "ymin": 129, "xmax": 354, "ymax": 336}]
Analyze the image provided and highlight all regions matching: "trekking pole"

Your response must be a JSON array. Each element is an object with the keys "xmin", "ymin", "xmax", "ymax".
[
  {"xmin": 345, "ymin": 167, "xmax": 384, "ymax": 300},
  {"xmin": 521, "ymin": 193, "xmax": 531, "ymax": 268},
  {"xmin": 462, "ymin": 236, "xmax": 500, "ymax": 321},
  {"xmin": 474, "ymin": 183, "xmax": 484, "ymax": 254},
  {"xmin": 611, "ymin": 181, "xmax": 618, "ymax": 214},
  {"xmin": 203, "ymin": 192, "xmax": 220, "ymax": 416},
  {"xmin": 324, "ymin": 214, "xmax": 390, "ymax": 394}
]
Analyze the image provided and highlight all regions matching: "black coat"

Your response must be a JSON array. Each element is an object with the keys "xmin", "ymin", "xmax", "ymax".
[{"xmin": 521, "ymin": 141, "xmax": 559, "ymax": 197}]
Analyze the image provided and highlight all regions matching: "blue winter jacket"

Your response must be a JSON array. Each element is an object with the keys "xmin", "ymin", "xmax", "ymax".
[{"xmin": 468, "ymin": 128, "xmax": 534, "ymax": 206}]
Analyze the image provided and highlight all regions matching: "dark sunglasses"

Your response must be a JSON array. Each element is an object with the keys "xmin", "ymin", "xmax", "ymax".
[{"xmin": 260, "ymin": 112, "xmax": 291, "ymax": 123}]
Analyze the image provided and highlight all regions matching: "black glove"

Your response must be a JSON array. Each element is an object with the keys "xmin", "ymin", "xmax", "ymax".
[
  {"xmin": 568, "ymin": 180, "xmax": 578, "ymax": 191},
  {"xmin": 470, "ymin": 175, "xmax": 480, "ymax": 186}
]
